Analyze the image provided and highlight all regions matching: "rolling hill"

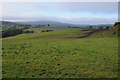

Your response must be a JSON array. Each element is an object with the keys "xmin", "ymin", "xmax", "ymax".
[
  {"xmin": 18, "ymin": 21, "xmax": 80, "ymax": 27},
  {"xmin": 0, "ymin": 21, "xmax": 19, "ymax": 25},
  {"xmin": 1, "ymin": 20, "xmax": 113, "ymax": 28},
  {"xmin": 2, "ymin": 26, "xmax": 118, "ymax": 78}
]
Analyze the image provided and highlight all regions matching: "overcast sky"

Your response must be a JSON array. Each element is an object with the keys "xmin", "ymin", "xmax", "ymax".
[{"xmin": 2, "ymin": 2, "xmax": 118, "ymax": 24}]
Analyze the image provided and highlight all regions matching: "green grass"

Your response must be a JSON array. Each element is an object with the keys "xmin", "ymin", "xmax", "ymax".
[
  {"xmin": 0, "ymin": 27, "xmax": 9, "ymax": 31},
  {"xmin": 25, "ymin": 26, "xmax": 82, "ymax": 33},
  {"xmin": 2, "ymin": 27, "xmax": 118, "ymax": 78},
  {"xmin": 90, "ymin": 30, "xmax": 117, "ymax": 38}
]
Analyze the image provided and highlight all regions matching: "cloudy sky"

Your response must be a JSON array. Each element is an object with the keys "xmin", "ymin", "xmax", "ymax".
[{"xmin": 2, "ymin": 2, "xmax": 118, "ymax": 24}]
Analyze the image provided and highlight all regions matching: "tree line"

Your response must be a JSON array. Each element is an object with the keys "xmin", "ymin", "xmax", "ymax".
[{"xmin": 1, "ymin": 28, "xmax": 34, "ymax": 38}]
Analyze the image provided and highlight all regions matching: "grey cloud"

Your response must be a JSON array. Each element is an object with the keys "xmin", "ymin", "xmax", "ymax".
[
  {"xmin": 51, "ymin": 2, "xmax": 118, "ymax": 14},
  {"xmin": 65, "ymin": 17, "xmax": 117, "ymax": 24},
  {"xmin": 2, "ymin": 2, "xmax": 118, "ymax": 24}
]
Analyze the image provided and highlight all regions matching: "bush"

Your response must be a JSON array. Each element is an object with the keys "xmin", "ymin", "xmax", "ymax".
[
  {"xmin": 2, "ymin": 29, "xmax": 23, "ymax": 38},
  {"xmin": 2, "ymin": 29, "xmax": 34, "ymax": 38},
  {"xmin": 41, "ymin": 30, "xmax": 53, "ymax": 32}
]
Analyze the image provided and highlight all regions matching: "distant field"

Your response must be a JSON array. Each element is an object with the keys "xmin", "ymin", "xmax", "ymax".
[
  {"xmin": 25, "ymin": 26, "xmax": 82, "ymax": 33},
  {"xmin": 2, "ymin": 27, "xmax": 118, "ymax": 78},
  {"xmin": 0, "ymin": 27, "xmax": 7, "ymax": 31}
]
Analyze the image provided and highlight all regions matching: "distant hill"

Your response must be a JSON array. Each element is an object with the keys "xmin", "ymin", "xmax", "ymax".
[
  {"xmin": 0, "ymin": 20, "xmax": 114, "ymax": 28},
  {"xmin": 18, "ymin": 21, "xmax": 94, "ymax": 27},
  {"xmin": 0, "ymin": 21, "xmax": 19, "ymax": 25},
  {"xmin": 19, "ymin": 21, "xmax": 62, "ymax": 25},
  {"xmin": 1, "ymin": 21, "xmax": 86, "ymax": 27},
  {"xmin": 19, "ymin": 21, "xmax": 113, "ymax": 27},
  {"xmin": 18, "ymin": 21, "xmax": 79, "ymax": 27},
  {"xmin": 0, "ymin": 21, "xmax": 31, "ymax": 27}
]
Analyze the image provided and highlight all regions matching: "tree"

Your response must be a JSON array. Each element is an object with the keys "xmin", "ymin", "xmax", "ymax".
[
  {"xmin": 2, "ymin": 29, "xmax": 23, "ymax": 38},
  {"xmin": 114, "ymin": 22, "xmax": 120, "ymax": 26},
  {"xmin": 106, "ymin": 26, "xmax": 109, "ymax": 29},
  {"xmin": 89, "ymin": 26, "xmax": 92, "ymax": 29},
  {"xmin": 48, "ymin": 24, "xmax": 50, "ymax": 26}
]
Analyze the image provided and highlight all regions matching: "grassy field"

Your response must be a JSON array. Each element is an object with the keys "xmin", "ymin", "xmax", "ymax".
[
  {"xmin": 2, "ymin": 27, "xmax": 118, "ymax": 78},
  {"xmin": 25, "ymin": 26, "xmax": 82, "ymax": 33}
]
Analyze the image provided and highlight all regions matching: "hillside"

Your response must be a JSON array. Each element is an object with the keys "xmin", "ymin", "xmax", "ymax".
[
  {"xmin": 2, "ymin": 25, "xmax": 118, "ymax": 78},
  {"xmin": 110, "ymin": 22, "xmax": 120, "ymax": 36},
  {"xmin": 111, "ymin": 22, "xmax": 120, "ymax": 31}
]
